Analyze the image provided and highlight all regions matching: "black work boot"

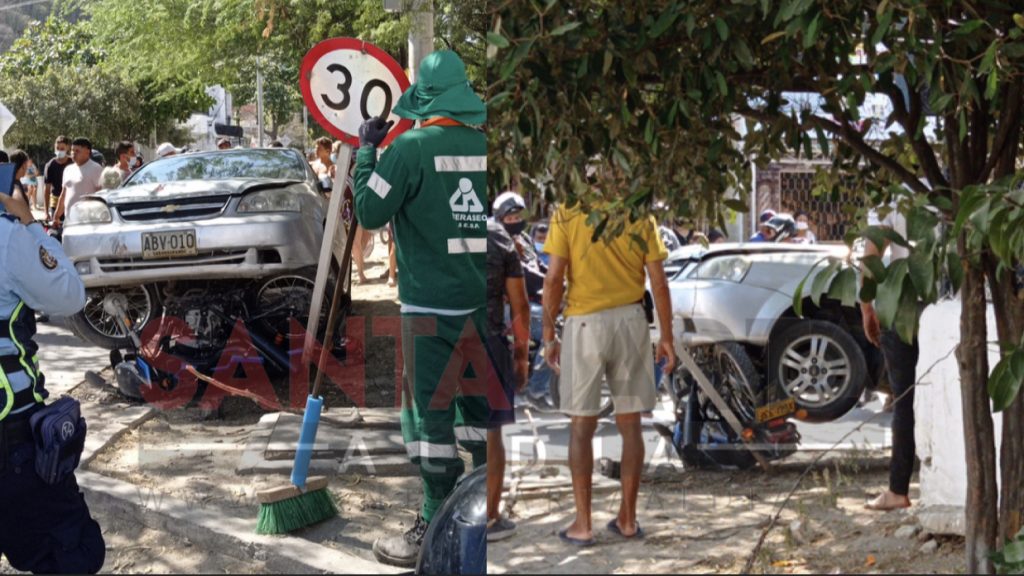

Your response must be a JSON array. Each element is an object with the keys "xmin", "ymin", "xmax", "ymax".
[{"xmin": 373, "ymin": 514, "xmax": 429, "ymax": 568}]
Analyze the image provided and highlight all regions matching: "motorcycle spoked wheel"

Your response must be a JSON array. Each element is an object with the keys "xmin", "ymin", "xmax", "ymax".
[{"xmin": 672, "ymin": 344, "xmax": 793, "ymax": 470}]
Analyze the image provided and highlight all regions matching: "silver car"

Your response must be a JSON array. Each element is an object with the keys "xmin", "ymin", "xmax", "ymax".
[
  {"xmin": 661, "ymin": 242, "xmax": 879, "ymax": 421},
  {"xmin": 61, "ymin": 148, "xmax": 330, "ymax": 349}
]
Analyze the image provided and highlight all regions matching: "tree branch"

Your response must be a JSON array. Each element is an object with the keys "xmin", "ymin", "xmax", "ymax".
[
  {"xmin": 980, "ymin": 77, "xmax": 1024, "ymax": 181},
  {"xmin": 808, "ymin": 114, "xmax": 930, "ymax": 194},
  {"xmin": 879, "ymin": 75, "xmax": 949, "ymax": 189}
]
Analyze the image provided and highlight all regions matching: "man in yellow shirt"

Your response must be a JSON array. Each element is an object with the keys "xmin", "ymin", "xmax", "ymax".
[{"xmin": 542, "ymin": 204, "xmax": 676, "ymax": 546}]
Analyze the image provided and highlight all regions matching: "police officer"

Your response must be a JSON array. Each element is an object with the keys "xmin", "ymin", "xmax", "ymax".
[{"xmin": 0, "ymin": 192, "xmax": 104, "ymax": 573}]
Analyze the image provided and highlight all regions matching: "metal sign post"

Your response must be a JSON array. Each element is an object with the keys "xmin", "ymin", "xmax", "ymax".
[{"xmin": 298, "ymin": 38, "xmax": 413, "ymax": 360}]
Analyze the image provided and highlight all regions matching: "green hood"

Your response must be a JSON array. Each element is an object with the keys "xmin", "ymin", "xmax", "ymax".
[{"xmin": 393, "ymin": 50, "xmax": 486, "ymax": 125}]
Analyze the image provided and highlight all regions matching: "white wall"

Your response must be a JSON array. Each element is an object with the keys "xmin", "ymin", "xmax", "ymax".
[{"xmin": 915, "ymin": 298, "xmax": 1003, "ymax": 535}]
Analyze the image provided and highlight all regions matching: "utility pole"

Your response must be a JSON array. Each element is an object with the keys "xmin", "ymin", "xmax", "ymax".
[
  {"xmin": 256, "ymin": 56, "xmax": 265, "ymax": 147},
  {"xmin": 407, "ymin": 0, "xmax": 434, "ymax": 82}
]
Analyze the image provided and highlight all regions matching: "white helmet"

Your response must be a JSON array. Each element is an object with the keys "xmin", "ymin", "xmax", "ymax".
[{"xmin": 492, "ymin": 191, "xmax": 526, "ymax": 220}]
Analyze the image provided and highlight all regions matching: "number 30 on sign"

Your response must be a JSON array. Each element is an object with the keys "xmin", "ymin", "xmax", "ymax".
[{"xmin": 300, "ymin": 38, "xmax": 414, "ymax": 148}]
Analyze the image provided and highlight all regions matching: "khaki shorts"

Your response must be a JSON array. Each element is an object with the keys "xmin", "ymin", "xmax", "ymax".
[{"xmin": 558, "ymin": 304, "xmax": 656, "ymax": 416}]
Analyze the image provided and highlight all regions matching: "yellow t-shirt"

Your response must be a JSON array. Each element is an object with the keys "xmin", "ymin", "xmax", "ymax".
[{"xmin": 543, "ymin": 206, "xmax": 669, "ymax": 317}]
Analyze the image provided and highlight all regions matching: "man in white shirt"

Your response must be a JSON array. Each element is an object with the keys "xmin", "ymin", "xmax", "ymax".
[{"xmin": 52, "ymin": 137, "xmax": 103, "ymax": 226}]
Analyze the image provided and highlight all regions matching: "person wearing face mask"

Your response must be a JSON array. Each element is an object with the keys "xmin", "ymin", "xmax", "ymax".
[
  {"xmin": 790, "ymin": 210, "xmax": 818, "ymax": 244},
  {"xmin": 8, "ymin": 150, "xmax": 35, "ymax": 210},
  {"xmin": 532, "ymin": 222, "xmax": 550, "ymax": 266},
  {"xmin": 114, "ymin": 141, "xmax": 136, "ymax": 183},
  {"xmin": 43, "ymin": 136, "xmax": 72, "ymax": 220},
  {"xmin": 491, "ymin": 192, "xmax": 552, "ymax": 409},
  {"xmin": 51, "ymin": 138, "xmax": 103, "ymax": 227}
]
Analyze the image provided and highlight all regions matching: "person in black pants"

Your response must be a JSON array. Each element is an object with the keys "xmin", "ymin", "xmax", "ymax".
[{"xmin": 861, "ymin": 204, "xmax": 920, "ymax": 510}]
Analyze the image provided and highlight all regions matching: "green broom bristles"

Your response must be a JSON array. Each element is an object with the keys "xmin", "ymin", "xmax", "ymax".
[{"xmin": 256, "ymin": 489, "xmax": 338, "ymax": 535}]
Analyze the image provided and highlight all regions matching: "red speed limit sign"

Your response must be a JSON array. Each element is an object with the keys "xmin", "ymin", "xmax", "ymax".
[{"xmin": 300, "ymin": 38, "xmax": 414, "ymax": 147}]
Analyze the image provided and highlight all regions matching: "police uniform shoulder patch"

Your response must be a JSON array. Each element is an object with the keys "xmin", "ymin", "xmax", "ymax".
[{"xmin": 39, "ymin": 246, "xmax": 58, "ymax": 270}]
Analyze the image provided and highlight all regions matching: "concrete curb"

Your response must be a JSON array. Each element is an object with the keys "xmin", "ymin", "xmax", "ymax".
[{"xmin": 78, "ymin": 471, "xmax": 405, "ymax": 575}]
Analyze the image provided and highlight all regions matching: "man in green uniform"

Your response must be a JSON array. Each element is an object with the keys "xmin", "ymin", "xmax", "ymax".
[{"xmin": 354, "ymin": 50, "xmax": 488, "ymax": 568}]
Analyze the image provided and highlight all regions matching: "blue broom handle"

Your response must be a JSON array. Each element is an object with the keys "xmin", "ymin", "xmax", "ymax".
[{"xmin": 291, "ymin": 394, "xmax": 323, "ymax": 489}]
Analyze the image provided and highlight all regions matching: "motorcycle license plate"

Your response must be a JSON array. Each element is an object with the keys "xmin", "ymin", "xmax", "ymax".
[
  {"xmin": 755, "ymin": 398, "xmax": 796, "ymax": 423},
  {"xmin": 142, "ymin": 230, "xmax": 198, "ymax": 260}
]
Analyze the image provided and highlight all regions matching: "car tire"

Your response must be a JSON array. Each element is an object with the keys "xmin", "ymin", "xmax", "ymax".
[
  {"xmin": 68, "ymin": 285, "xmax": 158, "ymax": 350},
  {"xmin": 249, "ymin": 266, "xmax": 346, "ymax": 344},
  {"xmin": 768, "ymin": 320, "xmax": 867, "ymax": 422}
]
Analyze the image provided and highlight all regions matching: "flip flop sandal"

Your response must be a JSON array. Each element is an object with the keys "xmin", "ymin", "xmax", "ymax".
[
  {"xmin": 558, "ymin": 528, "xmax": 596, "ymax": 547},
  {"xmin": 606, "ymin": 519, "xmax": 644, "ymax": 539}
]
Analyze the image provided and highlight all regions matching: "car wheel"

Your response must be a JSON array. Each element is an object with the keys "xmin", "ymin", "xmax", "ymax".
[
  {"xmin": 68, "ymin": 285, "xmax": 157, "ymax": 350},
  {"xmin": 769, "ymin": 320, "xmax": 867, "ymax": 422},
  {"xmin": 250, "ymin": 267, "xmax": 345, "ymax": 344}
]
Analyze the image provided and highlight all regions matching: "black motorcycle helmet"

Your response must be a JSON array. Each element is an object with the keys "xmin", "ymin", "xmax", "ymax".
[
  {"xmin": 764, "ymin": 213, "xmax": 797, "ymax": 243},
  {"xmin": 416, "ymin": 466, "xmax": 486, "ymax": 575}
]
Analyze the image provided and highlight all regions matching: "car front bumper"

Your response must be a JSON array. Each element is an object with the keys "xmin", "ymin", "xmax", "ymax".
[{"xmin": 62, "ymin": 213, "xmax": 322, "ymax": 288}]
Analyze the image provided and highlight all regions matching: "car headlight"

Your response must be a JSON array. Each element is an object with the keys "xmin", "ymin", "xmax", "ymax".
[
  {"xmin": 697, "ymin": 256, "xmax": 751, "ymax": 283},
  {"xmin": 67, "ymin": 200, "xmax": 112, "ymax": 225},
  {"xmin": 237, "ymin": 189, "xmax": 302, "ymax": 213}
]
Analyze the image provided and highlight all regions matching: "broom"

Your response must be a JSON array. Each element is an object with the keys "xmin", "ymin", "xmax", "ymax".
[{"xmin": 256, "ymin": 158, "xmax": 360, "ymax": 535}]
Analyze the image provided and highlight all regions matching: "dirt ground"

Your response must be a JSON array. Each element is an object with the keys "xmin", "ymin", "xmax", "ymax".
[
  {"xmin": 0, "ymin": 504, "xmax": 270, "ymax": 575},
  {"xmin": 488, "ymin": 458, "xmax": 966, "ymax": 575}
]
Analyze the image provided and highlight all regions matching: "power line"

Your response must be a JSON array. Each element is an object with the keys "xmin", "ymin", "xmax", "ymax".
[{"xmin": 0, "ymin": 0, "xmax": 54, "ymax": 12}]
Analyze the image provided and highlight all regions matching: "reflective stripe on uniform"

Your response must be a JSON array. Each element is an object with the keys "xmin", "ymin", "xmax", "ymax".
[
  {"xmin": 0, "ymin": 369, "xmax": 13, "ymax": 421},
  {"xmin": 454, "ymin": 426, "xmax": 487, "ymax": 443},
  {"xmin": 406, "ymin": 441, "xmax": 459, "ymax": 459},
  {"xmin": 447, "ymin": 238, "xmax": 487, "ymax": 254},
  {"xmin": 9, "ymin": 302, "xmax": 42, "ymax": 403},
  {"xmin": 400, "ymin": 304, "xmax": 479, "ymax": 316},
  {"xmin": 367, "ymin": 172, "xmax": 392, "ymax": 200},
  {"xmin": 433, "ymin": 156, "xmax": 487, "ymax": 172}
]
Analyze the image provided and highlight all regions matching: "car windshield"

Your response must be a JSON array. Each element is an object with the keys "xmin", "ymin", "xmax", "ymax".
[{"xmin": 124, "ymin": 149, "xmax": 309, "ymax": 186}]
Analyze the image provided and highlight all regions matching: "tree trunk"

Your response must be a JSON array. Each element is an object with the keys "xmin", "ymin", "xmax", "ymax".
[
  {"xmin": 958, "ymin": 255, "xmax": 999, "ymax": 574},
  {"xmin": 986, "ymin": 263, "xmax": 1024, "ymax": 542}
]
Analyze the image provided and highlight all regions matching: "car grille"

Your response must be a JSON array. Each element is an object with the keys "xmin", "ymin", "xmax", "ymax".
[
  {"xmin": 115, "ymin": 197, "xmax": 229, "ymax": 221},
  {"xmin": 96, "ymin": 249, "xmax": 249, "ymax": 272}
]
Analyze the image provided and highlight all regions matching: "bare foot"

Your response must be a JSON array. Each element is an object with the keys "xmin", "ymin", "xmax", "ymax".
[
  {"xmin": 562, "ymin": 520, "xmax": 593, "ymax": 542},
  {"xmin": 865, "ymin": 491, "xmax": 911, "ymax": 511}
]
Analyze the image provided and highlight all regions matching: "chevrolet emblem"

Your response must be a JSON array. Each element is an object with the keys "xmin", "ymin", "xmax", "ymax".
[{"xmin": 161, "ymin": 204, "xmax": 181, "ymax": 213}]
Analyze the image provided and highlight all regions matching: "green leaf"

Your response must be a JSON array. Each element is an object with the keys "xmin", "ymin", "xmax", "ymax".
[
  {"xmin": 649, "ymin": 9, "xmax": 679, "ymax": 39},
  {"xmin": 861, "ymin": 254, "xmax": 888, "ymax": 282},
  {"xmin": 860, "ymin": 276, "xmax": 878, "ymax": 303},
  {"xmin": 986, "ymin": 68, "xmax": 999, "ymax": 101},
  {"xmin": 762, "ymin": 30, "xmax": 788, "ymax": 44},
  {"xmin": 733, "ymin": 38, "xmax": 754, "ymax": 68},
  {"xmin": 811, "ymin": 260, "xmax": 841, "ymax": 306},
  {"xmin": 549, "ymin": 21, "xmax": 582, "ymax": 36},
  {"xmin": 603, "ymin": 49, "xmax": 614, "ymax": 75},
  {"xmin": 908, "ymin": 250, "xmax": 936, "ymax": 302},
  {"xmin": 814, "ymin": 125, "xmax": 830, "ymax": 156},
  {"xmin": 876, "ymin": 259, "xmax": 909, "ymax": 328},
  {"xmin": 954, "ymin": 191, "xmax": 987, "ymax": 235},
  {"xmin": 893, "ymin": 281, "xmax": 920, "ymax": 344},
  {"xmin": 907, "ymin": 207, "xmax": 939, "ymax": 242},
  {"xmin": 792, "ymin": 257, "xmax": 830, "ymax": 317},
  {"xmin": 827, "ymin": 267, "xmax": 859, "ymax": 308},
  {"xmin": 591, "ymin": 214, "xmax": 609, "ymax": 243},
  {"xmin": 980, "ymin": 41, "xmax": 999, "ymax": 75},
  {"xmin": 715, "ymin": 18, "xmax": 729, "ymax": 41},
  {"xmin": 871, "ymin": 9, "xmax": 894, "ymax": 46},
  {"xmin": 486, "ymin": 32, "xmax": 510, "ymax": 49},
  {"xmin": 1003, "ymin": 533, "xmax": 1024, "ymax": 563},
  {"xmin": 989, "ymin": 356, "xmax": 1022, "ymax": 412},
  {"xmin": 947, "ymin": 250, "xmax": 965, "ymax": 293},
  {"xmin": 1015, "ymin": 13, "xmax": 1024, "ymax": 30},
  {"xmin": 862, "ymin": 225, "xmax": 910, "ymax": 251},
  {"xmin": 715, "ymin": 71, "xmax": 728, "ymax": 97},
  {"xmin": 803, "ymin": 12, "xmax": 821, "ymax": 49},
  {"xmin": 955, "ymin": 19, "xmax": 986, "ymax": 36},
  {"xmin": 724, "ymin": 198, "xmax": 748, "ymax": 212}
]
